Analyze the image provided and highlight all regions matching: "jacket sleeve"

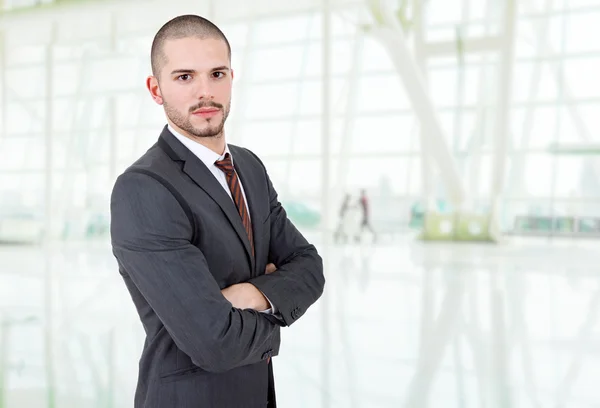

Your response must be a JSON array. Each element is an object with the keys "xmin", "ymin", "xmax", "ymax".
[
  {"xmin": 110, "ymin": 170, "xmax": 278, "ymax": 373},
  {"xmin": 247, "ymin": 152, "xmax": 326, "ymax": 327}
]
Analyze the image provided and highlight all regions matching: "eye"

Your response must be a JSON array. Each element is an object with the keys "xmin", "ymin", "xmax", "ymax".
[
  {"xmin": 177, "ymin": 74, "xmax": 192, "ymax": 81},
  {"xmin": 212, "ymin": 71, "xmax": 225, "ymax": 79}
]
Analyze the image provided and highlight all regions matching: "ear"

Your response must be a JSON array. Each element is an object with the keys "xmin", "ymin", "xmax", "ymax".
[
  {"xmin": 146, "ymin": 76, "xmax": 163, "ymax": 105},
  {"xmin": 231, "ymin": 69, "xmax": 235, "ymax": 80}
]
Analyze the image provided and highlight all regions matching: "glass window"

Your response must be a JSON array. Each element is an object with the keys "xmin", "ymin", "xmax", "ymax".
[
  {"xmin": 513, "ymin": 62, "xmax": 559, "ymax": 103},
  {"xmin": 345, "ymin": 157, "xmax": 412, "ymax": 194},
  {"xmin": 253, "ymin": 14, "xmax": 319, "ymax": 45},
  {"xmin": 356, "ymin": 74, "xmax": 411, "ymax": 113},
  {"xmin": 249, "ymin": 45, "xmax": 313, "ymax": 82},
  {"xmin": 571, "ymin": 104, "xmax": 600, "ymax": 140},
  {"xmin": 244, "ymin": 82, "xmax": 298, "ymax": 119},
  {"xmin": 351, "ymin": 114, "xmax": 418, "ymax": 154},
  {"xmin": 237, "ymin": 120, "xmax": 294, "ymax": 156},
  {"xmin": 563, "ymin": 57, "xmax": 600, "ymax": 99},
  {"xmin": 566, "ymin": 10, "xmax": 600, "ymax": 53},
  {"xmin": 523, "ymin": 153, "xmax": 555, "ymax": 196},
  {"xmin": 0, "ymin": 137, "xmax": 28, "ymax": 170},
  {"xmin": 554, "ymin": 156, "xmax": 585, "ymax": 196},
  {"xmin": 428, "ymin": 67, "xmax": 459, "ymax": 107},
  {"xmin": 361, "ymin": 36, "xmax": 395, "ymax": 73},
  {"xmin": 5, "ymin": 102, "xmax": 45, "ymax": 134},
  {"xmin": 511, "ymin": 106, "xmax": 561, "ymax": 150},
  {"xmin": 425, "ymin": 0, "xmax": 464, "ymax": 25},
  {"xmin": 297, "ymin": 78, "xmax": 346, "ymax": 116},
  {"xmin": 6, "ymin": 66, "xmax": 45, "ymax": 100},
  {"xmin": 86, "ymin": 57, "xmax": 142, "ymax": 92}
]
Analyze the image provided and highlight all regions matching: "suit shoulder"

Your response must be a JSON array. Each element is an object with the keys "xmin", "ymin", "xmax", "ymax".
[
  {"xmin": 229, "ymin": 144, "xmax": 265, "ymax": 168},
  {"xmin": 118, "ymin": 142, "xmax": 176, "ymax": 179}
]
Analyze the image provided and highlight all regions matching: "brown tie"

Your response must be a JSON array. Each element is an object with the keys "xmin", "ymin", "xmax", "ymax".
[{"xmin": 214, "ymin": 153, "xmax": 254, "ymax": 257}]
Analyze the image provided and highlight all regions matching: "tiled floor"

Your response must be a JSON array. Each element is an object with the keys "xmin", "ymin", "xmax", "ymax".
[{"xmin": 1, "ymin": 234, "xmax": 599, "ymax": 407}]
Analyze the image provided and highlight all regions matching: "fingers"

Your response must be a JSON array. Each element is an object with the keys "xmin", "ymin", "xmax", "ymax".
[{"xmin": 265, "ymin": 263, "xmax": 277, "ymax": 274}]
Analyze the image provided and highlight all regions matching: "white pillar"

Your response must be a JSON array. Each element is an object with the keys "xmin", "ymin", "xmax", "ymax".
[
  {"xmin": 489, "ymin": 0, "xmax": 517, "ymax": 230},
  {"xmin": 44, "ymin": 23, "xmax": 56, "ymax": 240},
  {"xmin": 320, "ymin": 1, "xmax": 332, "ymax": 407},
  {"xmin": 412, "ymin": 0, "xmax": 436, "ymax": 211},
  {"xmin": 44, "ymin": 21, "xmax": 57, "ymax": 408},
  {"xmin": 108, "ymin": 12, "xmax": 117, "ymax": 182},
  {"xmin": 336, "ymin": 31, "xmax": 364, "ymax": 198},
  {"xmin": 0, "ymin": 29, "xmax": 5, "ymax": 142}
]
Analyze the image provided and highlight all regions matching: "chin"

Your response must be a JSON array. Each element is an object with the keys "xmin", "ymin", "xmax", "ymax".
[{"xmin": 192, "ymin": 127, "xmax": 223, "ymax": 138}]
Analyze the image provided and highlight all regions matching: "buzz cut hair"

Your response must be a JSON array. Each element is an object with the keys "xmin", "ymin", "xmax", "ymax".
[{"xmin": 150, "ymin": 14, "xmax": 232, "ymax": 78}]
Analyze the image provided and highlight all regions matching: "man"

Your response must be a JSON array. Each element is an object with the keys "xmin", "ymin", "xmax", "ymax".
[
  {"xmin": 110, "ymin": 14, "xmax": 325, "ymax": 408},
  {"xmin": 356, "ymin": 188, "xmax": 376, "ymax": 243},
  {"xmin": 334, "ymin": 193, "xmax": 352, "ymax": 244}
]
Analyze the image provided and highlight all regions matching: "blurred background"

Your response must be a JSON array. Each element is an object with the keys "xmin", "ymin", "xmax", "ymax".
[{"xmin": 1, "ymin": 0, "xmax": 600, "ymax": 407}]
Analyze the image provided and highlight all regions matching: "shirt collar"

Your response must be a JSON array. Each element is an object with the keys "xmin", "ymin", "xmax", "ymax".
[{"xmin": 168, "ymin": 124, "xmax": 232, "ymax": 168}]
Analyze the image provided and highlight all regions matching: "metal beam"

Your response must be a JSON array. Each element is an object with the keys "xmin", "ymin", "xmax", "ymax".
[
  {"xmin": 367, "ymin": 19, "xmax": 467, "ymax": 207},
  {"xmin": 335, "ymin": 29, "xmax": 364, "ymax": 199},
  {"xmin": 412, "ymin": 0, "xmax": 435, "ymax": 211},
  {"xmin": 507, "ymin": 0, "xmax": 555, "ymax": 199},
  {"xmin": 489, "ymin": 0, "xmax": 517, "ymax": 235},
  {"xmin": 43, "ymin": 21, "xmax": 58, "ymax": 408},
  {"xmin": 423, "ymin": 36, "xmax": 503, "ymax": 58}
]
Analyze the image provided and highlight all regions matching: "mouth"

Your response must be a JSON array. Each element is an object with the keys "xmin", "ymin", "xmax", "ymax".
[{"xmin": 192, "ymin": 107, "xmax": 221, "ymax": 119}]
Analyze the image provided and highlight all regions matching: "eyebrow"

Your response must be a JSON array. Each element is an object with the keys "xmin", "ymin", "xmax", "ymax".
[{"xmin": 170, "ymin": 67, "xmax": 230, "ymax": 75}]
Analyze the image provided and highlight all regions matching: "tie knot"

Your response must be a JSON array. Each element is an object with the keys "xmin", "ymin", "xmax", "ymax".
[{"xmin": 214, "ymin": 153, "xmax": 235, "ymax": 176}]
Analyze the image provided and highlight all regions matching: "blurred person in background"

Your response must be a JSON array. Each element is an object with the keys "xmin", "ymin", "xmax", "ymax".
[
  {"xmin": 110, "ymin": 14, "xmax": 325, "ymax": 408},
  {"xmin": 356, "ymin": 188, "xmax": 377, "ymax": 243},
  {"xmin": 334, "ymin": 193, "xmax": 352, "ymax": 244}
]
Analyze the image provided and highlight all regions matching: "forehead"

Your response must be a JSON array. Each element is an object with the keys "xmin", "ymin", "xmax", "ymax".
[{"xmin": 161, "ymin": 37, "xmax": 229, "ymax": 71}]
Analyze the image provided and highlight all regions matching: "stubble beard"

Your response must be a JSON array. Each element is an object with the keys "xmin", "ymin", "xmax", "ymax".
[{"xmin": 164, "ymin": 99, "xmax": 231, "ymax": 139}]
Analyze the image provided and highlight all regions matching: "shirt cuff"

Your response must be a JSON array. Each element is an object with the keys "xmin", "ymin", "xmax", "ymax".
[{"xmin": 258, "ymin": 291, "xmax": 277, "ymax": 314}]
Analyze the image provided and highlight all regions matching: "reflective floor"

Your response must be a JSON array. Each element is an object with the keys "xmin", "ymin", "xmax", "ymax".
[{"xmin": 1, "ymin": 234, "xmax": 599, "ymax": 407}]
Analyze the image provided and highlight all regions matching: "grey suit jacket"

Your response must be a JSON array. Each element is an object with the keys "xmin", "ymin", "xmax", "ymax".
[{"xmin": 110, "ymin": 126, "xmax": 325, "ymax": 408}]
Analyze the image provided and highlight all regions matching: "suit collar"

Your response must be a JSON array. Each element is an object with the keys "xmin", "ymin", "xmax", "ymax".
[
  {"xmin": 157, "ymin": 125, "xmax": 256, "ymax": 272},
  {"xmin": 167, "ymin": 124, "xmax": 234, "ymax": 169}
]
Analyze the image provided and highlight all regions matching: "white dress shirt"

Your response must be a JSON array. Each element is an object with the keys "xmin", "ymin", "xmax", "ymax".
[{"xmin": 168, "ymin": 125, "xmax": 275, "ymax": 314}]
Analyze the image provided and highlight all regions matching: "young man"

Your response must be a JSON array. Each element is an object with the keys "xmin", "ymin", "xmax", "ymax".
[{"xmin": 110, "ymin": 14, "xmax": 325, "ymax": 408}]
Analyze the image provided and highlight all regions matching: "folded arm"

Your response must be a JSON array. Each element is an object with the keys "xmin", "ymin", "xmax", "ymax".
[
  {"xmin": 247, "ymin": 153, "xmax": 326, "ymax": 326},
  {"xmin": 110, "ymin": 171, "xmax": 278, "ymax": 373}
]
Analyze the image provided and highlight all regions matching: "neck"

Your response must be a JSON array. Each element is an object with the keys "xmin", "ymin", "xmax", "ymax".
[
  {"xmin": 169, "ymin": 122, "xmax": 226, "ymax": 155},
  {"xmin": 188, "ymin": 133, "xmax": 226, "ymax": 155}
]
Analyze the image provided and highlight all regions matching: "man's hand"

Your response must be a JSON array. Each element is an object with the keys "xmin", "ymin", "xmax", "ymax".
[
  {"xmin": 221, "ymin": 283, "xmax": 270, "ymax": 311},
  {"xmin": 221, "ymin": 264, "xmax": 278, "ymax": 310}
]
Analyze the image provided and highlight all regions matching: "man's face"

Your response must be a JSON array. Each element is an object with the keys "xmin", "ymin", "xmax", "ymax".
[{"xmin": 147, "ymin": 37, "xmax": 232, "ymax": 139}]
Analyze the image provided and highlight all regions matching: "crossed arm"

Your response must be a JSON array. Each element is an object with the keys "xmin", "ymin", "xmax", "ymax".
[
  {"xmin": 111, "ymin": 172, "xmax": 279, "ymax": 373},
  {"xmin": 111, "ymin": 168, "xmax": 324, "ymax": 373},
  {"xmin": 221, "ymin": 263, "xmax": 278, "ymax": 311},
  {"xmin": 211, "ymin": 151, "xmax": 326, "ymax": 325}
]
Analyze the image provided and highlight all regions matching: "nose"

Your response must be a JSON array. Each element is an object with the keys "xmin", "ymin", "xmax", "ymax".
[{"xmin": 195, "ymin": 77, "xmax": 214, "ymax": 100}]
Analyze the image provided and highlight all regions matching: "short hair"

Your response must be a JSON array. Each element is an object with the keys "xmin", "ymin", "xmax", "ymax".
[{"xmin": 150, "ymin": 14, "xmax": 232, "ymax": 78}]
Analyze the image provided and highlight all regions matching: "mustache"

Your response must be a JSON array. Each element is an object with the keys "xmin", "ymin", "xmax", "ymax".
[{"xmin": 189, "ymin": 101, "xmax": 223, "ymax": 112}]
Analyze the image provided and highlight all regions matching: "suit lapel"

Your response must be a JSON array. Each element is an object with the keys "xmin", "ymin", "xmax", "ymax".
[
  {"xmin": 230, "ymin": 146, "xmax": 264, "ymax": 276},
  {"xmin": 157, "ymin": 127, "xmax": 254, "ymax": 270}
]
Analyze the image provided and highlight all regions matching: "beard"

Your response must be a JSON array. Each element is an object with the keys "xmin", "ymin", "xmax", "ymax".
[{"xmin": 164, "ymin": 99, "xmax": 231, "ymax": 138}]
